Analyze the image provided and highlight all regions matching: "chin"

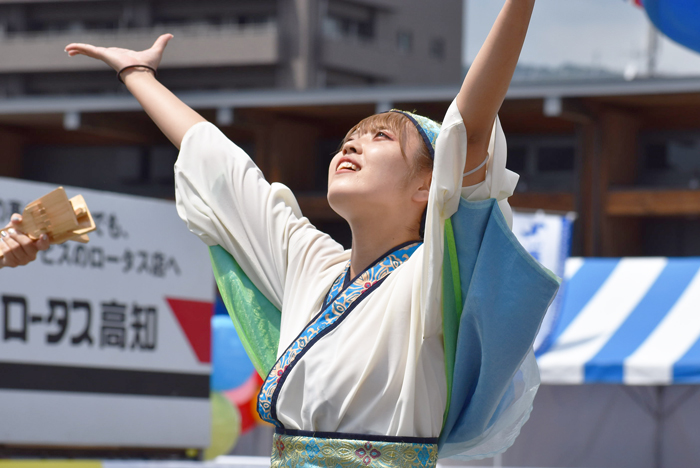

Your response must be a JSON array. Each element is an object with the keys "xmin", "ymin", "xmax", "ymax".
[
  {"xmin": 326, "ymin": 186, "xmax": 358, "ymax": 221},
  {"xmin": 328, "ymin": 187, "xmax": 395, "ymax": 225}
]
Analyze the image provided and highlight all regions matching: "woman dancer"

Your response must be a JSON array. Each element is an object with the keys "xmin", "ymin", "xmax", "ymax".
[{"xmin": 66, "ymin": 0, "xmax": 558, "ymax": 465}]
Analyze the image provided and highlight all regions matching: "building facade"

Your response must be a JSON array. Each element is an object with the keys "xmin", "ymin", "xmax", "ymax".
[
  {"xmin": 1, "ymin": 1, "xmax": 700, "ymax": 259},
  {"xmin": 0, "ymin": 0, "xmax": 463, "ymax": 96}
]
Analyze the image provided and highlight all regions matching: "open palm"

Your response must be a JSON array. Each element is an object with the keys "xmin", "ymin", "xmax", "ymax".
[{"xmin": 65, "ymin": 33, "xmax": 173, "ymax": 72}]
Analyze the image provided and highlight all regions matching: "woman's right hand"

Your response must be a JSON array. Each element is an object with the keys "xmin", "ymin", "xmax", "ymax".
[
  {"xmin": 65, "ymin": 33, "xmax": 173, "ymax": 75},
  {"xmin": 0, "ymin": 214, "xmax": 50, "ymax": 269}
]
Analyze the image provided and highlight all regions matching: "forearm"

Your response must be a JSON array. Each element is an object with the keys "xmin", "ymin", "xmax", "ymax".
[
  {"xmin": 458, "ymin": 0, "xmax": 535, "ymax": 177},
  {"xmin": 122, "ymin": 69, "xmax": 206, "ymax": 149}
]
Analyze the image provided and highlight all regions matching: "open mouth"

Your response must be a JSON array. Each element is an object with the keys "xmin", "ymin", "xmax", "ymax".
[{"xmin": 336, "ymin": 160, "xmax": 360, "ymax": 172}]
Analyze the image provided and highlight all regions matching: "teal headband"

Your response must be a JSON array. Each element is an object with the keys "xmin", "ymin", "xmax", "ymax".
[{"xmin": 390, "ymin": 110, "xmax": 442, "ymax": 159}]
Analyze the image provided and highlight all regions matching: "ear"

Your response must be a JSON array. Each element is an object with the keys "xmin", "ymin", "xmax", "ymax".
[{"xmin": 411, "ymin": 172, "xmax": 431, "ymax": 203}]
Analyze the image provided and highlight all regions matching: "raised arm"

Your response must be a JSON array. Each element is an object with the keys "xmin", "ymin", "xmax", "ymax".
[
  {"xmin": 458, "ymin": 0, "xmax": 536, "ymax": 186},
  {"xmin": 65, "ymin": 34, "xmax": 205, "ymax": 149}
]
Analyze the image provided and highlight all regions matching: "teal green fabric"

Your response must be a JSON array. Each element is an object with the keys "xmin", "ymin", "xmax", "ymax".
[
  {"xmin": 441, "ymin": 218, "xmax": 462, "ymax": 428},
  {"xmin": 209, "ymin": 245, "xmax": 281, "ymax": 378}
]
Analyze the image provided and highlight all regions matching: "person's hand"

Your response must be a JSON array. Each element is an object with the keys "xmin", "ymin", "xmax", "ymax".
[
  {"xmin": 0, "ymin": 214, "xmax": 50, "ymax": 269},
  {"xmin": 65, "ymin": 34, "xmax": 173, "ymax": 76}
]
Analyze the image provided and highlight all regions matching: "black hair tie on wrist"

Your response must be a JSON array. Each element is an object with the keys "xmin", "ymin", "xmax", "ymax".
[{"xmin": 117, "ymin": 64, "xmax": 157, "ymax": 84}]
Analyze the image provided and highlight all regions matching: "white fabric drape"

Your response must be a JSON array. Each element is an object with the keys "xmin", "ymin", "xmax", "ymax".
[{"xmin": 174, "ymin": 99, "xmax": 517, "ymax": 440}]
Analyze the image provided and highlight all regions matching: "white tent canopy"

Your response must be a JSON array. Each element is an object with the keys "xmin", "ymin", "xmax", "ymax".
[
  {"xmin": 539, "ymin": 257, "xmax": 700, "ymax": 385},
  {"xmin": 500, "ymin": 257, "xmax": 700, "ymax": 468}
]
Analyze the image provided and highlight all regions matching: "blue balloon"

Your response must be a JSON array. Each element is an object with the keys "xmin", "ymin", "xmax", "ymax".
[
  {"xmin": 644, "ymin": 0, "xmax": 700, "ymax": 53},
  {"xmin": 211, "ymin": 315, "xmax": 256, "ymax": 391}
]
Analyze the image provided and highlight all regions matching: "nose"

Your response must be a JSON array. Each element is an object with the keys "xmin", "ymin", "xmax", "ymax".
[{"xmin": 342, "ymin": 139, "xmax": 362, "ymax": 155}]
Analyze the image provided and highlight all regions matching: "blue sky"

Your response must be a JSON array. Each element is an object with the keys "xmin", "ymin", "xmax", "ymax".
[{"xmin": 464, "ymin": 0, "xmax": 700, "ymax": 76}]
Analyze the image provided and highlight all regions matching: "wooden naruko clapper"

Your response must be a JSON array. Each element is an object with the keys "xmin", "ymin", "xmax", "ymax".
[{"xmin": 0, "ymin": 187, "xmax": 97, "ymax": 258}]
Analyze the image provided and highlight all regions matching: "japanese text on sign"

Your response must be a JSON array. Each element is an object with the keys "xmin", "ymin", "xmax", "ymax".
[{"xmin": 2, "ymin": 295, "xmax": 158, "ymax": 351}]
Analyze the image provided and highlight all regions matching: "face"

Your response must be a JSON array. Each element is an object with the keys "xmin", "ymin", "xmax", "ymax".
[{"xmin": 327, "ymin": 125, "xmax": 428, "ymax": 223}]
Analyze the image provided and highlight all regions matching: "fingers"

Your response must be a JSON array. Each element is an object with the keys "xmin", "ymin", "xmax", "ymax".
[
  {"xmin": 152, "ymin": 34, "xmax": 174, "ymax": 52},
  {"xmin": 7, "ymin": 229, "xmax": 36, "ymax": 264},
  {"xmin": 2, "ymin": 213, "xmax": 21, "ymax": 231},
  {"xmin": 0, "ymin": 228, "xmax": 44, "ymax": 267},
  {"xmin": 0, "ymin": 231, "xmax": 27, "ymax": 267},
  {"xmin": 0, "ymin": 233, "xmax": 16, "ymax": 267},
  {"xmin": 64, "ymin": 43, "xmax": 104, "ymax": 60},
  {"xmin": 35, "ymin": 233, "xmax": 50, "ymax": 252}
]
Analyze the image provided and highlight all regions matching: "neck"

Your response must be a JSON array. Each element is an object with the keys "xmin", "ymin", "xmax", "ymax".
[{"xmin": 348, "ymin": 215, "xmax": 421, "ymax": 278}]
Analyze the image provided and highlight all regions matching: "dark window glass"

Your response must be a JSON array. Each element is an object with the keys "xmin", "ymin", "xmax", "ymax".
[
  {"xmin": 646, "ymin": 143, "xmax": 668, "ymax": 170},
  {"xmin": 429, "ymin": 37, "xmax": 446, "ymax": 60},
  {"xmin": 537, "ymin": 146, "xmax": 575, "ymax": 172},
  {"xmin": 642, "ymin": 218, "xmax": 700, "ymax": 256},
  {"xmin": 507, "ymin": 146, "xmax": 527, "ymax": 173},
  {"xmin": 397, "ymin": 31, "xmax": 413, "ymax": 54},
  {"xmin": 357, "ymin": 20, "xmax": 373, "ymax": 39},
  {"xmin": 324, "ymin": 11, "xmax": 375, "ymax": 41}
]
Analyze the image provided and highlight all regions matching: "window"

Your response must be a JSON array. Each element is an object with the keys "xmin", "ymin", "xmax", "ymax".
[
  {"xmin": 506, "ymin": 147, "xmax": 528, "ymax": 174},
  {"xmin": 537, "ymin": 146, "xmax": 576, "ymax": 172},
  {"xmin": 323, "ymin": 2, "xmax": 375, "ymax": 42},
  {"xmin": 639, "ymin": 132, "xmax": 700, "ymax": 189},
  {"xmin": 506, "ymin": 136, "xmax": 577, "ymax": 192},
  {"xmin": 429, "ymin": 37, "xmax": 446, "ymax": 60},
  {"xmin": 323, "ymin": 15, "xmax": 374, "ymax": 41},
  {"xmin": 642, "ymin": 218, "xmax": 700, "ymax": 256},
  {"xmin": 397, "ymin": 31, "xmax": 413, "ymax": 54}
]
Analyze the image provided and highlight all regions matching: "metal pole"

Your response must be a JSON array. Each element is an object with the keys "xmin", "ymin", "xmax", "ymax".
[
  {"xmin": 654, "ymin": 386, "xmax": 665, "ymax": 468},
  {"xmin": 647, "ymin": 22, "xmax": 659, "ymax": 77},
  {"xmin": 493, "ymin": 452, "xmax": 503, "ymax": 468}
]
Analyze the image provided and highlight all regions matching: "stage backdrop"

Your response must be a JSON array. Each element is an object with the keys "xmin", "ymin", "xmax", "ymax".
[{"xmin": 0, "ymin": 177, "xmax": 214, "ymax": 449}]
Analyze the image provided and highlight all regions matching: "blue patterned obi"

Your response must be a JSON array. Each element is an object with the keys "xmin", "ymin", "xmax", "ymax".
[{"xmin": 271, "ymin": 428, "xmax": 438, "ymax": 468}]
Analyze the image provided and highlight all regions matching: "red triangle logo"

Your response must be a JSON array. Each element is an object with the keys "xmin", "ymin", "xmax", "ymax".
[{"xmin": 166, "ymin": 297, "xmax": 213, "ymax": 363}]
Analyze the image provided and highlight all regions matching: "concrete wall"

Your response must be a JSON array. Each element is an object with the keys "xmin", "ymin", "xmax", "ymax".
[{"xmin": 321, "ymin": 0, "xmax": 463, "ymax": 86}]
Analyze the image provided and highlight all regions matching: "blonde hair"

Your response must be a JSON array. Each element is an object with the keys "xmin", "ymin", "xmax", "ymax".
[{"xmin": 340, "ymin": 112, "xmax": 433, "ymax": 179}]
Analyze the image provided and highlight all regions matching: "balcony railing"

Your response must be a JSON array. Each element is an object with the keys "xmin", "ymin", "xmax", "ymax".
[{"xmin": 0, "ymin": 23, "xmax": 279, "ymax": 73}]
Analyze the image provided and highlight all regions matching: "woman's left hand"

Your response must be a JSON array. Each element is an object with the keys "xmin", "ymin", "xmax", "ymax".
[
  {"xmin": 0, "ymin": 214, "xmax": 50, "ymax": 268},
  {"xmin": 65, "ymin": 34, "xmax": 173, "ymax": 75}
]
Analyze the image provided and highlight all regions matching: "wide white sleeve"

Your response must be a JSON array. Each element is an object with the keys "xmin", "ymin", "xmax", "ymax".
[
  {"xmin": 421, "ymin": 99, "xmax": 519, "ymax": 334},
  {"xmin": 174, "ymin": 121, "xmax": 341, "ymax": 311}
]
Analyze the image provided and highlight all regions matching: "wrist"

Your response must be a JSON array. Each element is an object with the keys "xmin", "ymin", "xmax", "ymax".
[{"xmin": 118, "ymin": 65, "xmax": 157, "ymax": 85}]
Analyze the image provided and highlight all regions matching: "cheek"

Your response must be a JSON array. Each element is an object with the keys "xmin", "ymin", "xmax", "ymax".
[
  {"xmin": 327, "ymin": 153, "xmax": 341, "ymax": 179},
  {"xmin": 371, "ymin": 154, "xmax": 412, "ymax": 189}
]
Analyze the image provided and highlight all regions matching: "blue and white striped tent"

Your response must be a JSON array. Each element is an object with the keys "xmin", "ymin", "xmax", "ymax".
[{"xmin": 537, "ymin": 257, "xmax": 700, "ymax": 386}]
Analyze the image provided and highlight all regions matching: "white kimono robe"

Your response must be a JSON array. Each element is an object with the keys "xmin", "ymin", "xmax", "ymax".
[{"xmin": 174, "ymin": 100, "xmax": 518, "ymax": 440}]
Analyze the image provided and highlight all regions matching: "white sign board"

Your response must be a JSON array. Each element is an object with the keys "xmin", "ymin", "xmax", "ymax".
[
  {"xmin": 0, "ymin": 177, "xmax": 214, "ymax": 449},
  {"xmin": 512, "ymin": 210, "xmax": 575, "ymax": 353}
]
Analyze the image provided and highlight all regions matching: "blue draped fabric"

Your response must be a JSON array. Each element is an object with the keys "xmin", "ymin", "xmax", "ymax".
[
  {"xmin": 644, "ymin": 0, "xmax": 700, "ymax": 53},
  {"xmin": 211, "ymin": 197, "xmax": 560, "ymax": 459},
  {"xmin": 439, "ymin": 198, "xmax": 560, "ymax": 455}
]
